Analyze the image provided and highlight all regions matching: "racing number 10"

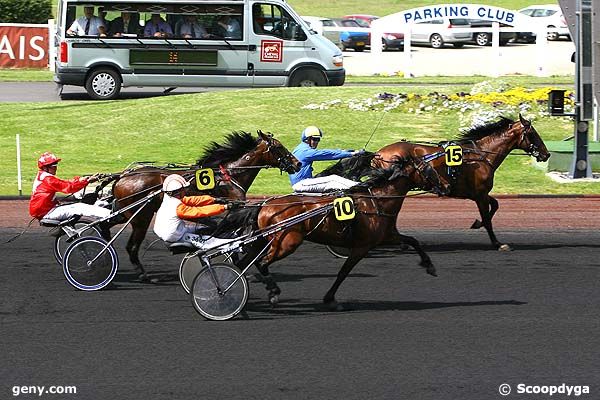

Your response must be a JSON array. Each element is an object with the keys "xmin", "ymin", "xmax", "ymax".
[
  {"xmin": 195, "ymin": 168, "xmax": 215, "ymax": 190},
  {"xmin": 444, "ymin": 145, "xmax": 463, "ymax": 166},
  {"xmin": 333, "ymin": 197, "xmax": 355, "ymax": 221}
]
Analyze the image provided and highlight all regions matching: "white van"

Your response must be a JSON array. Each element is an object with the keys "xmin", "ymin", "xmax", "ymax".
[{"xmin": 54, "ymin": 0, "xmax": 345, "ymax": 99}]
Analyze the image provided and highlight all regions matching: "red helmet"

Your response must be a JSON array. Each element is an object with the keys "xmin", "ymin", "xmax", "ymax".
[{"xmin": 37, "ymin": 152, "xmax": 61, "ymax": 169}]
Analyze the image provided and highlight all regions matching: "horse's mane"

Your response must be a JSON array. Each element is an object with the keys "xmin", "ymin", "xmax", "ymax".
[
  {"xmin": 458, "ymin": 117, "xmax": 514, "ymax": 142},
  {"xmin": 347, "ymin": 156, "xmax": 410, "ymax": 193},
  {"xmin": 196, "ymin": 131, "xmax": 258, "ymax": 167},
  {"xmin": 316, "ymin": 151, "xmax": 376, "ymax": 180}
]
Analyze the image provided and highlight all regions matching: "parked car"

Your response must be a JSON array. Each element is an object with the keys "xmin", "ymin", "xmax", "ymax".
[
  {"xmin": 468, "ymin": 19, "xmax": 517, "ymax": 46},
  {"xmin": 343, "ymin": 14, "xmax": 404, "ymax": 51},
  {"xmin": 410, "ymin": 18, "xmax": 472, "ymax": 49},
  {"xmin": 514, "ymin": 31, "xmax": 537, "ymax": 43},
  {"xmin": 518, "ymin": 4, "xmax": 570, "ymax": 41},
  {"xmin": 302, "ymin": 16, "xmax": 340, "ymax": 47},
  {"xmin": 331, "ymin": 19, "xmax": 368, "ymax": 51}
]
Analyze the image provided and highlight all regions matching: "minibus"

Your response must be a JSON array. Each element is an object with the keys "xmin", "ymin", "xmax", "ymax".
[{"xmin": 54, "ymin": 0, "xmax": 345, "ymax": 99}]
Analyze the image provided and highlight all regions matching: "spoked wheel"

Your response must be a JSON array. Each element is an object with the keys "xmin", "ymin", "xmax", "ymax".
[
  {"xmin": 62, "ymin": 236, "xmax": 118, "ymax": 291},
  {"xmin": 190, "ymin": 263, "xmax": 248, "ymax": 321},
  {"xmin": 53, "ymin": 222, "xmax": 102, "ymax": 265},
  {"xmin": 179, "ymin": 252, "xmax": 239, "ymax": 294},
  {"xmin": 326, "ymin": 245, "xmax": 350, "ymax": 259}
]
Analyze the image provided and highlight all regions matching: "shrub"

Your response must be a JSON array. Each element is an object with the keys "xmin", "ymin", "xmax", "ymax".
[{"xmin": 0, "ymin": 0, "xmax": 52, "ymax": 24}]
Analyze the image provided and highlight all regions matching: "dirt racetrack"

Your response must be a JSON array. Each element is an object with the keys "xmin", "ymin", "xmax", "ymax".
[{"xmin": 2, "ymin": 196, "xmax": 600, "ymax": 230}]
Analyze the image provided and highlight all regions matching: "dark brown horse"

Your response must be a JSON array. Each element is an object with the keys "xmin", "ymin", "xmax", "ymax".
[
  {"xmin": 375, "ymin": 114, "xmax": 550, "ymax": 251},
  {"xmin": 112, "ymin": 131, "xmax": 300, "ymax": 278},
  {"xmin": 239, "ymin": 156, "xmax": 448, "ymax": 310}
]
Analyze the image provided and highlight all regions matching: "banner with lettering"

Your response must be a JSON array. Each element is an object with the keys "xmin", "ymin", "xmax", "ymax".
[{"xmin": 0, "ymin": 24, "xmax": 49, "ymax": 68}]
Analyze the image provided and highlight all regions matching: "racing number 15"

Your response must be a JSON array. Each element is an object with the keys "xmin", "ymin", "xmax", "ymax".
[{"xmin": 444, "ymin": 145, "xmax": 463, "ymax": 166}]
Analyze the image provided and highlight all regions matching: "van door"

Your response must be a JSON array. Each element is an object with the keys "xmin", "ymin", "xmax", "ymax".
[{"xmin": 247, "ymin": 2, "xmax": 308, "ymax": 86}]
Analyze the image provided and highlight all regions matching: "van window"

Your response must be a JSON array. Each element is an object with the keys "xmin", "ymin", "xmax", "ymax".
[
  {"xmin": 64, "ymin": 2, "xmax": 244, "ymax": 40},
  {"xmin": 252, "ymin": 3, "xmax": 306, "ymax": 41}
]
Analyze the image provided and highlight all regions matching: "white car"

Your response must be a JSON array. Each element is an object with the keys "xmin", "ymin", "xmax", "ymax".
[
  {"xmin": 410, "ymin": 18, "xmax": 472, "ymax": 49},
  {"xmin": 518, "ymin": 4, "xmax": 570, "ymax": 41},
  {"xmin": 302, "ymin": 16, "xmax": 340, "ymax": 47}
]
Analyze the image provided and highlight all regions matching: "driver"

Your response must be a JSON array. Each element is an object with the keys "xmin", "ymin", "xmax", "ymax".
[
  {"xmin": 289, "ymin": 126, "xmax": 363, "ymax": 192},
  {"xmin": 29, "ymin": 152, "xmax": 111, "ymax": 221},
  {"xmin": 153, "ymin": 174, "xmax": 240, "ymax": 249}
]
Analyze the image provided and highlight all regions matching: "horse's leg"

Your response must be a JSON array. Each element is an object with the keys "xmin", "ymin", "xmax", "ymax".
[
  {"xmin": 237, "ymin": 238, "xmax": 281, "ymax": 303},
  {"xmin": 126, "ymin": 216, "xmax": 152, "ymax": 281},
  {"xmin": 247, "ymin": 231, "xmax": 306, "ymax": 305},
  {"xmin": 470, "ymin": 196, "xmax": 499, "ymax": 229},
  {"xmin": 323, "ymin": 246, "xmax": 371, "ymax": 311},
  {"xmin": 393, "ymin": 232, "xmax": 437, "ymax": 277},
  {"xmin": 475, "ymin": 196, "xmax": 510, "ymax": 251}
]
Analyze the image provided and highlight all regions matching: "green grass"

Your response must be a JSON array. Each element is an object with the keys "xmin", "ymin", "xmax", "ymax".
[
  {"xmin": 288, "ymin": 0, "xmax": 538, "ymax": 18},
  {"xmin": 0, "ymin": 69, "xmax": 53, "ymax": 82},
  {"xmin": 1, "ymin": 84, "xmax": 597, "ymax": 196}
]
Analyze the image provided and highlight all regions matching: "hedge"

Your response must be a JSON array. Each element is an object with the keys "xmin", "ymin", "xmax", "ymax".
[{"xmin": 0, "ymin": 0, "xmax": 52, "ymax": 24}]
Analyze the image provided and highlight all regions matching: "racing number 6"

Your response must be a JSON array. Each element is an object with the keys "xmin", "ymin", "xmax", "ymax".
[
  {"xmin": 333, "ymin": 197, "xmax": 355, "ymax": 221},
  {"xmin": 444, "ymin": 145, "xmax": 463, "ymax": 166},
  {"xmin": 196, "ymin": 168, "xmax": 215, "ymax": 190}
]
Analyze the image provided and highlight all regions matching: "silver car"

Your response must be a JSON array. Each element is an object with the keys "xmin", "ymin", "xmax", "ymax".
[{"xmin": 410, "ymin": 18, "xmax": 472, "ymax": 49}]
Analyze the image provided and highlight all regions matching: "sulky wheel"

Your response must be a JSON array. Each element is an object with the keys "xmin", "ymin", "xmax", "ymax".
[
  {"xmin": 62, "ymin": 236, "xmax": 118, "ymax": 291},
  {"xmin": 326, "ymin": 245, "xmax": 350, "ymax": 259},
  {"xmin": 190, "ymin": 263, "xmax": 248, "ymax": 321},
  {"xmin": 53, "ymin": 222, "xmax": 102, "ymax": 265},
  {"xmin": 179, "ymin": 252, "xmax": 239, "ymax": 294}
]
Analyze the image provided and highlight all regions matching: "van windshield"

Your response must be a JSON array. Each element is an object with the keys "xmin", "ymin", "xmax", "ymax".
[{"xmin": 63, "ymin": 2, "xmax": 244, "ymax": 40}]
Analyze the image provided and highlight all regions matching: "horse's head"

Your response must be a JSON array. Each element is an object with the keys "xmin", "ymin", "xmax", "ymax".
[
  {"xmin": 257, "ymin": 130, "xmax": 301, "ymax": 174},
  {"xmin": 390, "ymin": 155, "xmax": 451, "ymax": 196},
  {"xmin": 517, "ymin": 114, "xmax": 550, "ymax": 162}
]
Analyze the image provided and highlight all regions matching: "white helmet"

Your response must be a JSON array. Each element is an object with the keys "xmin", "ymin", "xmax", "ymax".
[{"xmin": 163, "ymin": 174, "xmax": 190, "ymax": 193}]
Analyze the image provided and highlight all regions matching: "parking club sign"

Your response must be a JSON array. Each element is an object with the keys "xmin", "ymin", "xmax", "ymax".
[{"xmin": 260, "ymin": 40, "xmax": 283, "ymax": 62}]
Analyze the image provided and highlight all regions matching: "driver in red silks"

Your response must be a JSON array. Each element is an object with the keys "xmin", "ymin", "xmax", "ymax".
[{"xmin": 29, "ymin": 152, "xmax": 111, "ymax": 221}]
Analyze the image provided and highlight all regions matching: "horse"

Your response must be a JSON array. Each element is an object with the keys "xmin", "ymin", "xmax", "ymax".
[
  {"xmin": 374, "ymin": 114, "xmax": 550, "ymax": 251},
  {"xmin": 238, "ymin": 155, "xmax": 449, "ymax": 310},
  {"xmin": 111, "ymin": 131, "xmax": 300, "ymax": 279}
]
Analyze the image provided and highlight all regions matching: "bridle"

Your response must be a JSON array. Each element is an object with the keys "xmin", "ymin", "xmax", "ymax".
[
  {"xmin": 261, "ymin": 137, "xmax": 297, "ymax": 174},
  {"xmin": 516, "ymin": 121, "xmax": 542, "ymax": 159}
]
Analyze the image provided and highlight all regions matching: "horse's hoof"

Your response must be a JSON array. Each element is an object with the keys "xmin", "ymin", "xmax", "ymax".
[
  {"xmin": 138, "ymin": 273, "xmax": 149, "ymax": 282},
  {"xmin": 470, "ymin": 219, "xmax": 482, "ymax": 229},
  {"xmin": 498, "ymin": 244, "xmax": 512, "ymax": 252},
  {"xmin": 323, "ymin": 300, "xmax": 344, "ymax": 312},
  {"xmin": 269, "ymin": 294, "xmax": 279, "ymax": 306},
  {"xmin": 149, "ymin": 277, "xmax": 160, "ymax": 284},
  {"xmin": 426, "ymin": 266, "xmax": 438, "ymax": 277}
]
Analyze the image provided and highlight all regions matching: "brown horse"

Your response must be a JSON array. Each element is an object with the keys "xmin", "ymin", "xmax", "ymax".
[
  {"xmin": 375, "ymin": 114, "xmax": 550, "ymax": 251},
  {"xmin": 239, "ymin": 155, "xmax": 448, "ymax": 310},
  {"xmin": 112, "ymin": 131, "xmax": 300, "ymax": 278}
]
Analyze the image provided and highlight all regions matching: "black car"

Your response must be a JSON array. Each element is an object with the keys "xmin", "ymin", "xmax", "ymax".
[{"xmin": 469, "ymin": 19, "xmax": 517, "ymax": 46}]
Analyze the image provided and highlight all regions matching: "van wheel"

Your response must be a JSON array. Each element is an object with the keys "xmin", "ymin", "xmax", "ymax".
[
  {"xmin": 354, "ymin": 46, "xmax": 365, "ymax": 52},
  {"xmin": 85, "ymin": 68, "xmax": 121, "ymax": 100},
  {"xmin": 430, "ymin": 34, "xmax": 444, "ymax": 49},
  {"xmin": 289, "ymin": 68, "xmax": 327, "ymax": 87}
]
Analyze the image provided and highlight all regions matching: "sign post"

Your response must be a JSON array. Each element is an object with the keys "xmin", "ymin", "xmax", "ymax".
[
  {"xmin": 568, "ymin": 0, "xmax": 593, "ymax": 178},
  {"xmin": 16, "ymin": 134, "xmax": 22, "ymax": 196}
]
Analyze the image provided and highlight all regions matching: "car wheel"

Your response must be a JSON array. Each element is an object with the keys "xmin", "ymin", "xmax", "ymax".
[
  {"xmin": 85, "ymin": 68, "xmax": 121, "ymax": 100},
  {"xmin": 381, "ymin": 39, "xmax": 388, "ymax": 51},
  {"xmin": 430, "ymin": 33, "xmax": 444, "ymax": 49},
  {"xmin": 546, "ymin": 26, "xmax": 558, "ymax": 41},
  {"xmin": 289, "ymin": 68, "xmax": 327, "ymax": 87},
  {"xmin": 354, "ymin": 46, "xmax": 365, "ymax": 52},
  {"xmin": 475, "ymin": 32, "xmax": 489, "ymax": 46},
  {"xmin": 452, "ymin": 43, "xmax": 464, "ymax": 48}
]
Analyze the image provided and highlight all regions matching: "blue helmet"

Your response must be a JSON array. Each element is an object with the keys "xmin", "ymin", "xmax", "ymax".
[{"xmin": 301, "ymin": 126, "xmax": 323, "ymax": 142}]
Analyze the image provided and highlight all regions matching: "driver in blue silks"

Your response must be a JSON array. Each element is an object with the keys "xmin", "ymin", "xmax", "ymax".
[{"xmin": 289, "ymin": 126, "xmax": 363, "ymax": 192}]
